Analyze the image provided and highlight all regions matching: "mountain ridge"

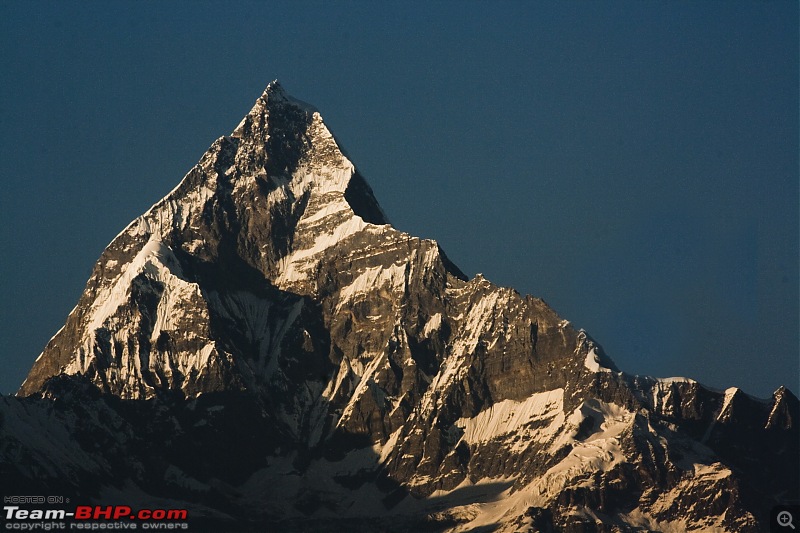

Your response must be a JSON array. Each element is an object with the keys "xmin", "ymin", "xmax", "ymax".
[{"xmin": 6, "ymin": 82, "xmax": 797, "ymax": 532}]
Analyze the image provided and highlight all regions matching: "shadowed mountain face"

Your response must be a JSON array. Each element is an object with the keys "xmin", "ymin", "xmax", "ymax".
[{"xmin": 5, "ymin": 82, "xmax": 798, "ymax": 532}]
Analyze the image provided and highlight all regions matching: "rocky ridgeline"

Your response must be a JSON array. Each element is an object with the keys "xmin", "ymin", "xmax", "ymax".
[{"xmin": 4, "ymin": 83, "xmax": 797, "ymax": 532}]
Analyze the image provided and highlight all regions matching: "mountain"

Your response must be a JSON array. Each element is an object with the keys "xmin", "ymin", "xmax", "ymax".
[{"xmin": 3, "ymin": 82, "xmax": 797, "ymax": 532}]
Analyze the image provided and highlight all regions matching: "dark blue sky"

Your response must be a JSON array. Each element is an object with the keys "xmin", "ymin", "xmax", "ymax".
[{"xmin": 1, "ymin": 2, "xmax": 797, "ymax": 397}]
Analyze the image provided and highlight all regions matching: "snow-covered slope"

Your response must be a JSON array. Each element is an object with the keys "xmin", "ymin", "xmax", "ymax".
[{"xmin": 8, "ymin": 82, "xmax": 798, "ymax": 532}]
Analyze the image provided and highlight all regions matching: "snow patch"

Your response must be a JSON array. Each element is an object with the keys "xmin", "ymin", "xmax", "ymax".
[
  {"xmin": 423, "ymin": 313, "xmax": 442, "ymax": 337},
  {"xmin": 336, "ymin": 262, "xmax": 407, "ymax": 308},
  {"xmin": 583, "ymin": 348, "xmax": 611, "ymax": 373},
  {"xmin": 718, "ymin": 387, "xmax": 739, "ymax": 419},
  {"xmin": 455, "ymin": 389, "xmax": 563, "ymax": 446}
]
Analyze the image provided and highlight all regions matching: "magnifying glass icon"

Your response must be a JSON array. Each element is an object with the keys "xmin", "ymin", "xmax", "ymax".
[{"xmin": 778, "ymin": 511, "xmax": 796, "ymax": 529}]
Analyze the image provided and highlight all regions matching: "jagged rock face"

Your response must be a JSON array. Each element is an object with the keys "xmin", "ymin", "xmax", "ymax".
[
  {"xmin": 21, "ymin": 84, "xmax": 386, "ymax": 401},
  {"xmin": 10, "ymin": 83, "xmax": 799, "ymax": 532}
]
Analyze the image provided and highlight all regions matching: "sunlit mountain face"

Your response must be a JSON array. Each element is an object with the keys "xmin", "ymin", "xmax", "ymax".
[{"xmin": 5, "ymin": 83, "xmax": 798, "ymax": 532}]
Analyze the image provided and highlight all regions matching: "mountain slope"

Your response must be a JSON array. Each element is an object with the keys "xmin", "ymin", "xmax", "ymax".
[{"xmin": 8, "ymin": 82, "xmax": 798, "ymax": 532}]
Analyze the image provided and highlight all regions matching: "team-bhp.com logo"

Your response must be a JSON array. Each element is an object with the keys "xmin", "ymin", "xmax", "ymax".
[
  {"xmin": 4, "ymin": 505, "xmax": 189, "ymax": 530},
  {"xmin": 74, "ymin": 507, "xmax": 187, "ymax": 521}
]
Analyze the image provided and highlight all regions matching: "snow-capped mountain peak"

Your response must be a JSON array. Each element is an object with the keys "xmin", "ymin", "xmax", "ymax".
[{"xmin": 10, "ymin": 83, "xmax": 797, "ymax": 532}]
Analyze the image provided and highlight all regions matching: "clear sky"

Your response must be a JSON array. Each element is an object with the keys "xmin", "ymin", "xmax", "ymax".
[{"xmin": 1, "ymin": 2, "xmax": 797, "ymax": 398}]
